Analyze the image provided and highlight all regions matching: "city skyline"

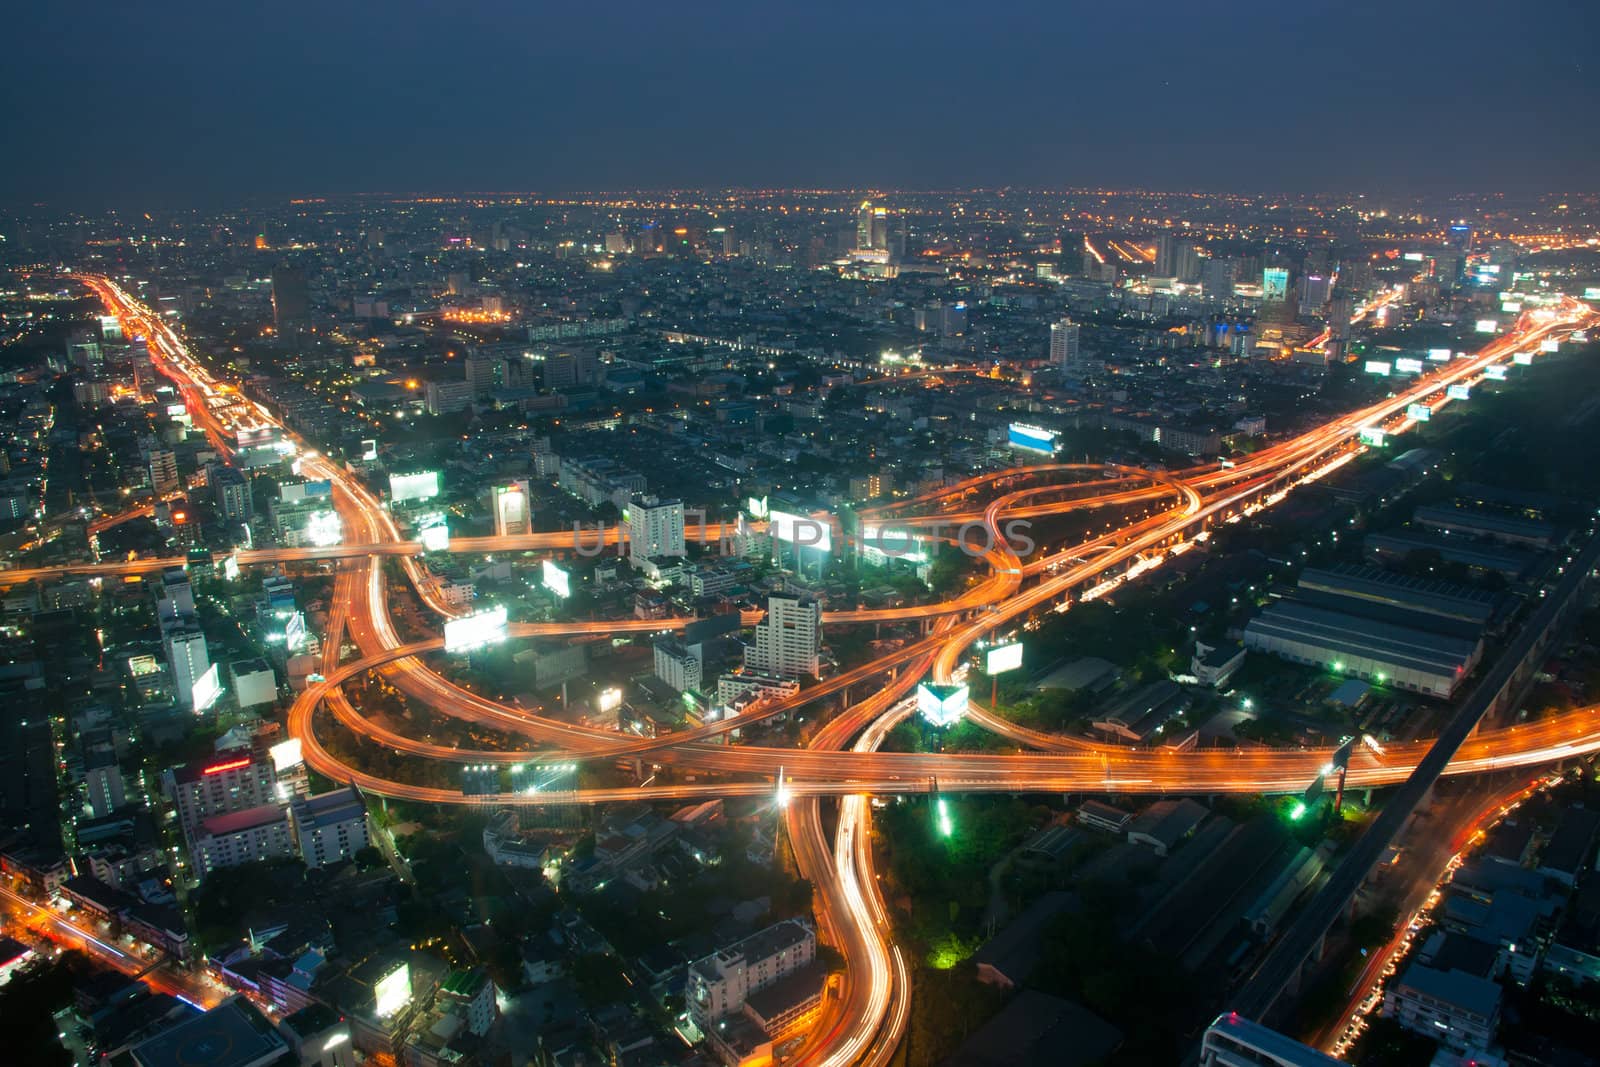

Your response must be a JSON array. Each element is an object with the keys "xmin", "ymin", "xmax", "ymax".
[{"xmin": 4, "ymin": 0, "xmax": 1600, "ymax": 207}]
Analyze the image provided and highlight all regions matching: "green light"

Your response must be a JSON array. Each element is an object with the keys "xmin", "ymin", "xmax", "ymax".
[
  {"xmin": 1332, "ymin": 661, "xmax": 1345, "ymax": 672},
  {"xmin": 1375, "ymin": 672, "xmax": 1386, "ymax": 683},
  {"xmin": 1289, "ymin": 800, "xmax": 1308, "ymax": 821},
  {"xmin": 936, "ymin": 798, "xmax": 953, "ymax": 838}
]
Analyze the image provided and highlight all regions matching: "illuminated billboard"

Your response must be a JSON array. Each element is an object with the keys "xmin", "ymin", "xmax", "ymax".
[
  {"xmin": 1475, "ymin": 319, "xmax": 1498, "ymax": 334},
  {"xmin": 1484, "ymin": 364, "xmax": 1509, "ymax": 380},
  {"xmin": 236, "ymin": 426, "xmax": 277, "ymax": 449},
  {"xmin": 1512, "ymin": 350, "xmax": 1534, "ymax": 366},
  {"xmin": 917, "ymin": 682, "xmax": 969, "ymax": 728},
  {"xmin": 1406, "ymin": 403, "xmax": 1433, "ymax": 422},
  {"xmin": 373, "ymin": 962, "xmax": 411, "ymax": 1018},
  {"xmin": 1358, "ymin": 427, "xmax": 1386, "ymax": 447},
  {"xmin": 542, "ymin": 559, "xmax": 571, "ymax": 599},
  {"xmin": 1008, "ymin": 423, "xmax": 1059, "ymax": 453},
  {"xmin": 285, "ymin": 611, "xmax": 307, "ymax": 652},
  {"xmin": 1447, "ymin": 384, "xmax": 1471, "ymax": 400},
  {"xmin": 769, "ymin": 509, "xmax": 832, "ymax": 552},
  {"xmin": 306, "ymin": 510, "xmax": 342, "ymax": 547},
  {"xmin": 746, "ymin": 496, "xmax": 769, "ymax": 519},
  {"xmin": 417, "ymin": 513, "xmax": 449, "ymax": 552},
  {"xmin": 1393, "ymin": 358, "xmax": 1424, "ymax": 374},
  {"xmin": 192, "ymin": 663, "xmax": 222, "ymax": 714},
  {"xmin": 1541, "ymin": 338, "xmax": 1560, "ymax": 353},
  {"xmin": 984, "ymin": 642, "xmax": 1024, "ymax": 675},
  {"xmin": 1501, "ymin": 301, "xmax": 1522, "ymax": 313},
  {"xmin": 269, "ymin": 738, "xmax": 304, "ymax": 773},
  {"xmin": 389, "ymin": 471, "xmax": 440, "ymax": 504},
  {"xmin": 1364, "ymin": 361, "xmax": 1392, "ymax": 376},
  {"xmin": 597, "ymin": 687, "xmax": 623, "ymax": 713},
  {"xmin": 1427, "ymin": 348, "xmax": 1452, "ymax": 362},
  {"xmin": 361, "ymin": 438, "xmax": 378, "ymax": 461},
  {"xmin": 443, "ymin": 605, "xmax": 508, "ymax": 653},
  {"xmin": 1261, "ymin": 267, "xmax": 1289, "ymax": 303}
]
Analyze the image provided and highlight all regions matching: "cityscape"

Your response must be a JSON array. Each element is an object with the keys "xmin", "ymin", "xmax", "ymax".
[{"xmin": 4, "ymin": 6, "xmax": 1600, "ymax": 1067}]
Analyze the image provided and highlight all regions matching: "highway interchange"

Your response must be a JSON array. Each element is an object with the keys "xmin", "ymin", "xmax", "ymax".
[{"xmin": 45, "ymin": 273, "xmax": 1600, "ymax": 1065}]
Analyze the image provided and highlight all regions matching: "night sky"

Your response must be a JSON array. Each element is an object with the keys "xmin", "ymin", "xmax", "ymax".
[{"xmin": 2, "ymin": 0, "xmax": 1596, "ymax": 207}]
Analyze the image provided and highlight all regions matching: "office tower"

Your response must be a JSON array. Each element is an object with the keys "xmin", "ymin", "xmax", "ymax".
[
  {"xmin": 1298, "ymin": 273, "xmax": 1332, "ymax": 316},
  {"xmin": 492, "ymin": 480, "xmax": 531, "ymax": 537},
  {"xmin": 1175, "ymin": 242, "xmax": 1201, "ymax": 283},
  {"xmin": 856, "ymin": 200, "xmax": 889, "ymax": 252},
  {"xmin": 626, "ymin": 496, "xmax": 686, "ymax": 562},
  {"xmin": 1448, "ymin": 223, "xmax": 1474, "ymax": 253},
  {"xmin": 214, "ymin": 467, "xmax": 252, "ymax": 521},
  {"xmin": 1202, "ymin": 258, "xmax": 1235, "ymax": 300},
  {"xmin": 270, "ymin": 265, "xmax": 310, "ymax": 329},
  {"xmin": 149, "ymin": 450, "xmax": 180, "ymax": 495},
  {"xmin": 156, "ymin": 568, "xmax": 196, "ymax": 621},
  {"xmin": 1328, "ymin": 294, "xmax": 1355, "ymax": 342},
  {"xmin": 1050, "ymin": 317, "xmax": 1082, "ymax": 374},
  {"xmin": 84, "ymin": 750, "xmax": 126, "ymax": 818},
  {"xmin": 745, "ymin": 593, "xmax": 822, "ymax": 677},
  {"xmin": 70, "ymin": 340, "xmax": 104, "ymax": 378},
  {"xmin": 163, "ymin": 626, "xmax": 214, "ymax": 713}
]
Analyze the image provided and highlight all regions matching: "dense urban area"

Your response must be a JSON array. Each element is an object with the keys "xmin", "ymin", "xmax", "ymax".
[{"xmin": 0, "ymin": 184, "xmax": 1599, "ymax": 1067}]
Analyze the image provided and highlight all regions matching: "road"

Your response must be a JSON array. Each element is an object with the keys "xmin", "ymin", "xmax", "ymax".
[{"xmin": 71, "ymin": 272, "xmax": 1597, "ymax": 1065}]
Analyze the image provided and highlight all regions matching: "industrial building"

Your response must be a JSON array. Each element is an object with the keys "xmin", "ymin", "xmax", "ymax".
[{"xmin": 1243, "ymin": 601, "xmax": 1481, "ymax": 697}]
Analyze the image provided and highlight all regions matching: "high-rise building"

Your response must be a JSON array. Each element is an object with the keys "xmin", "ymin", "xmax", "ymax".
[
  {"xmin": 856, "ymin": 200, "xmax": 889, "ymax": 253},
  {"xmin": 214, "ymin": 467, "xmax": 252, "ymax": 521},
  {"xmin": 492, "ymin": 480, "xmax": 530, "ymax": 537},
  {"xmin": 626, "ymin": 496, "xmax": 686, "ymax": 563},
  {"xmin": 1298, "ymin": 273, "xmax": 1332, "ymax": 316},
  {"xmin": 1202, "ymin": 258, "xmax": 1236, "ymax": 300},
  {"xmin": 688, "ymin": 919, "xmax": 818, "ymax": 1032},
  {"xmin": 1049, "ymin": 317, "xmax": 1082, "ymax": 374},
  {"xmin": 290, "ymin": 788, "xmax": 371, "ymax": 868},
  {"xmin": 162, "ymin": 751, "xmax": 279, "ymax": 842},
  {"xmin": 744, "ymin": 593, "xmax": 822, "ymax": 677},
  {"xmin": 84, "ymin": 750, "xmax": 126, "ymax": 819},
  {"xmin": 163, "ymin": 626, "xmax": 214, "ymax": 713},
  {"xmin": 149, "ymin": 450, "xmax": 180, "ymax": 495},
  {"xmin": 191, "ymin": 805, "xmax": 295, "ymax": 879},
  {"xmin": 653, "ymin": 637, "xmax": 703, "ymax": 694},
  {"xmin": 270, "ymin": 265, "xmax": 310, "ymax": 329}
]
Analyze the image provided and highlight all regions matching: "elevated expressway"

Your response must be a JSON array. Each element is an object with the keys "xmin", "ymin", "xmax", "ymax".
[{"xmin": 73, "ymin": 273, "xmax": 1598, "ymax": 1066}]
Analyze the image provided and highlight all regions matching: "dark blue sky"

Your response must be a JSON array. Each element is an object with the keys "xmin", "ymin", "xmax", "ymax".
[{"xmin": 3, "ymin": 0, "xmax": 1596, "ymax": 206}]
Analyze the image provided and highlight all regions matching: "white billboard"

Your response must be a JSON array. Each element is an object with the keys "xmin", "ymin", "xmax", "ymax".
[
  {"xmin": 306, "ymin": 510, "xmax": 342, "ymax": 547},
  {"xmin": 746, "ymin": 496, "xmax": 769, "ymax": 519},
  {"xmin": 917, "ymin": 682, "xmax": 969, "ymax": 728},
  {"xmin": 1447, "ymin": 384, "xmax": 1471, "ymax": 401},
  {"xmin": 1364, "ymin": 361, "xmax": 1391, "ymax": 376},
  {"xmin": 542, "ymin": 559, "xmax": 571, "ymax": 598},
  {"xmin": 1427, "ymin": 348, "xmax": 1452, "ymax": 362},
  {"xmin": 269, "ymin": 737, "xmax": 304, "ymax": 773},
  {"xmin": 374, "ymin": 962, "xmax": 411, "ymax": 1018},
  {"xmin": 769, "ymin": 509, "xmax": 832, "ymax": 552},
  {"xmin": 1406, "ymin": 403, "xmax": 1433, "ymax": 422},
  {"xmin": 1394, "ymin": 358, "xmax": 1424, "ymax": 374},
  {"xmin": 389, "ymin": 471, "xmax": 440, "ymax": 504},
  {"xmin": 1484, "ymin": 364, "xmax": 1509, "ymax": 380},
  {"xmin": 193, "ymin": 663, "xmax": 222, "ymax": 714},
  {"xmin": 361, "ymin": 438, "xmax": 378, "ymax": 461},
  {"xmin": 1512, "ymin": 350, "xmax": 1534, "ymax": 366},
  {"xmin": 1358, "ymin": 426, "xmax": 1386, "ymax": 447},
  {"xmin": 1008, "ymin": 423, "xmax": 1059, "ymax": 453},
  {"xmin": 984, "ymin": 642, "xmax": 1023, "ymax": 675},
  {"xmin": 1475, "ymin": 319, "xmax": 1498, "ymax": 334},
  {"xmin": 1541, "ymin": 338, "xmax": 1560, "ymax": 353},
  {"xmin": 417, "ymin": 513, "xmax": 449, "ymax": 552},
  {"xmin": 443, "ymin": 605, "xmax": 509, "ymax": 653}
]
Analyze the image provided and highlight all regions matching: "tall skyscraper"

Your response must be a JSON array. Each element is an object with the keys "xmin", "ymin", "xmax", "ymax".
[
  {"xmin": 856, "ymin": 200, "xmax": 889, "ymax": 253},
  {"xmin": 744, "ymin": 593, "xmax": 822, "ymax": 677},
  {"xmin": 163, "ymin": 626, "xmax": 214, "ymax": 713},
  {"xmin": 627, "ymin": 496, "xmax": 686, "ymax": 563},
  {"xmin": 1202, "ymin": 258, "xmax": 1235, "ymax": 300},
  {"xmin": 149, "ymin": 450, "xmax": 180, "ymax": 495},
  {"xmin": 270, "ymin": 265, "xmax": 310, "ymax": 329},
  {"xmin": 1049, "ymin": 317, "xmax": 1081, "ymax": 374}
]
